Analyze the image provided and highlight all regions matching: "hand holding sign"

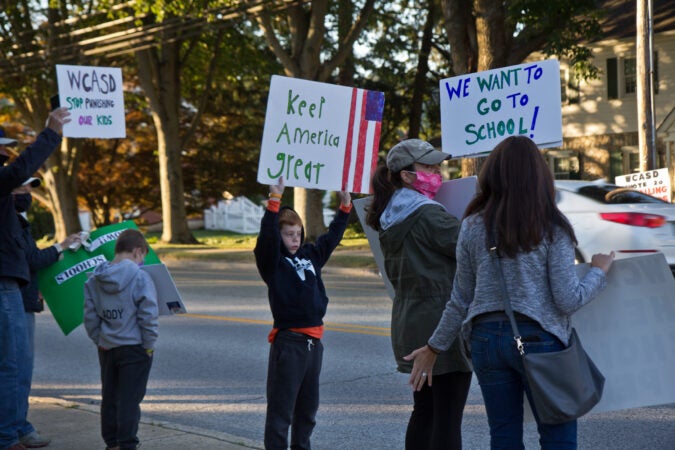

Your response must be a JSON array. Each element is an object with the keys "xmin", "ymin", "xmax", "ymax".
[{"xmin": 45, "ymin": 107, "xmax": 72, "ymax": 135}]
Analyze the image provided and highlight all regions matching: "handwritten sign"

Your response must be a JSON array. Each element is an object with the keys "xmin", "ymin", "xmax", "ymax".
[
  {"xmin": 258, "ymin": 75, "xmax": 385, "ymax": 194},
  {"xmin": 55, "ymin": 64, "xmax": 126, "ymax": 138},
  {"xmin": 440, "ymin": 59, "xmax": 562, "ymax": 157},
  {"xmin": 614, "ymin": 168, "xmax": 672, "ymax": 202}
]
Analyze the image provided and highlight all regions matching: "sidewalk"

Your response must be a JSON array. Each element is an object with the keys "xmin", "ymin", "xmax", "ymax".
[{"xmin": 27, "ymin": 397, "xmax": 263, "ymax": 450}]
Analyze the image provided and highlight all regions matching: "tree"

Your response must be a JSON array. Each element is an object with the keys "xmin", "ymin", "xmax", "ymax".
[
  {"xmin": 256, "ymin": 0, "xmax": 377, "ymax": 241},
  {"xmin": 77, "ymin": 98, "xmax": 161, "ymax": 227},
  {"xmin": 0, "ymin": 1, "xmax": 94, "ymax": 239}
]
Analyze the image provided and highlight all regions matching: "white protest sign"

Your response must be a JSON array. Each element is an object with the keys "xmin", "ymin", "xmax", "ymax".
[
  {"xmin": 353, "ymin": 177, "xmax": 478, "ymax": 300},
  {"xmin": 55, "ymin": 64, "xmax": 126, "ymax": 138},
  {"xmin": 258, "ymin": 75, "xmax": 385, "ymax": 194},
  {"xmin": 571, "ymin": 254, "xmax": 675, "ymax": 413},
  {"xmin": 614, "ymin": 168, "xmax": 672, "ymax": 202},
  {"xmin": 440, "ymin": 59, "xmax": 562, "ymax": 157},
  {"xmin": 140, "ymin": 264, "xmax": 187, "ymax": 316}
]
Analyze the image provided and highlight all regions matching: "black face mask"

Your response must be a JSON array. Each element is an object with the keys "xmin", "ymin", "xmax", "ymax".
[
  {"xmin": 0, "ymin": 154, "xmax": 9, "ymax": 166},
  {"xmin": 14, "ymin": 193, "xmax": 32, "ymax": 213}
]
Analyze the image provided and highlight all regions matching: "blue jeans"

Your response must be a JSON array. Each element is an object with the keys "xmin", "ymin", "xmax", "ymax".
[
  {"xmin": 17, "ymin": 312, "xmax": 36, "ymax": 438},
  {"xmin": 0, "ymin": 278, "xmax": 30, "ymax": 449},
  {"xmin": 471, "ymin": 321, "xmax": 577, "ymax": 450}
]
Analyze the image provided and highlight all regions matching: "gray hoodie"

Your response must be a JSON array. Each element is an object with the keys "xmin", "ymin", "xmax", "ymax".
[{"xmin": 84, "ymin": 259, "xmax": 159, "ymax": 350}]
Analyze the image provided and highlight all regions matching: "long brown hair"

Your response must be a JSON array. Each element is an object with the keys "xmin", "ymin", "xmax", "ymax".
[
  {"xmin": 464, "ymin": 136, "xmax": 577, "ymax": 257},
  {"xmin": 365, "ymin": 164, "xmax": 407, "ymax": 231}
]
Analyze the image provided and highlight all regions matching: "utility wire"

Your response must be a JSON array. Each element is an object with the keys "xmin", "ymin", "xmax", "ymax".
[{"xmin": 0, "ymin": 0, "xmax": 304, "ymax": 77}]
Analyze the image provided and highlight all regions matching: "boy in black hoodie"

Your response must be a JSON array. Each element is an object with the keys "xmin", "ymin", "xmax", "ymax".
[{"xmin": 254, "ymin": 178, "xmax": 351, "ymax": 450}]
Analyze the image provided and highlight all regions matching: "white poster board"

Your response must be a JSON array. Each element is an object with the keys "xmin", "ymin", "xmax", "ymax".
[
  {"xmin": 258, "ymin": 75, "xmax": 385, "ymax": 194},
  {"xmin": 353, "ymin": 177, "xmax": 478, "ymax": 300},
  {"xmin": 614, "ymin": 168, "xmax": 672, "ymax": 202},
  {"xmin": 140, "ymin": 264, "xmax": 187, "ymax": 316},
  {"xmin": 440, "ymin": 59, "xmax": 562, "ymax": 157},
  {"xmin": 571, "ymin": 254, "xmax": 675, "ymax": 413},
  {"xmin": 55, "ymin": 64, "xmax": 126, "ymax": 138}
]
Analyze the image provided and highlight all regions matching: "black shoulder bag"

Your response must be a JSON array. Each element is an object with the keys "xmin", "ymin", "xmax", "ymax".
[{"xmin": 488, "ymin": 236, "xmax": 605, "ymax": 425}]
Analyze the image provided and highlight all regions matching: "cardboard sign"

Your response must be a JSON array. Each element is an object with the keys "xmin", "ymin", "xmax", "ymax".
[
  {"xmin": 258, "ymin": 75, "xmax": 385, "ymax": 193},
  {"xmin": 614, "ymin": 168, "xmax": 672, "ymax": 202},
  {"xmin": 37, "ymin": 221, "xmax": 163, "ymax": 335},
  {"xmin": 353, "ymin": 177, "xmax": 478, "ymax": 300},
  {"xmin": 440, "ymin": 59, "xmax": 562, "ymax": 157},
  {"xmin": 141, "ymin": 263, "xmax": 187, "ymax": 315},
  {"xmin": 55, "ymin": 64, "xmax": 126, "ymax": 138}
]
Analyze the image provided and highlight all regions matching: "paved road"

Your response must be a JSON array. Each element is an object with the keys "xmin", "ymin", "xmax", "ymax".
[{"xmin": 31, "ymin": 258, "xmax": 675, "ymax": 449}]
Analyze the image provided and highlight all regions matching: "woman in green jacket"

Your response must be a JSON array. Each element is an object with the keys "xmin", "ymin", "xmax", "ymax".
[{"xmin": 366, "ymin": 139, "xmax": 472, "ymax": 450}]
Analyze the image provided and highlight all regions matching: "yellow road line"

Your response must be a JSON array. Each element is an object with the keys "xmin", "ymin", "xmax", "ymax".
[{"xmin": 182, "ymin": 313, "xmax": 390, "ymax": 336}]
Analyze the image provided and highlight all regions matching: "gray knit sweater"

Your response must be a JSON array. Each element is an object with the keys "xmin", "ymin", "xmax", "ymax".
[{"xmin": 428, "ymin": 214, "xmax": 607, "ymax": 349}]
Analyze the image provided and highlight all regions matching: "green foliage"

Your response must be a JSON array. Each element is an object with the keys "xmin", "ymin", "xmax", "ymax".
[{"xmin": 27, "ymin": 203, "xmax": 56, "ymax": 241}]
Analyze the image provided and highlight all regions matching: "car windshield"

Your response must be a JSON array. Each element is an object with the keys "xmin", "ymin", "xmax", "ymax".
[{"xmin": 576, "ymin": 185, "xmax": 669, "ymax": 204}]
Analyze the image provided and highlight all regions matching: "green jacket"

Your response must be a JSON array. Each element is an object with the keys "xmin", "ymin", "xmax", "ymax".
[{"xmin": 379, "ymin": 202, "xmax": 472, "ymax": 374}]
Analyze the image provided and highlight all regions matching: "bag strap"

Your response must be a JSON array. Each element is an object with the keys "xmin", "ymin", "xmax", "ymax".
[{"xmin": 488, "ymin": 231, "xmax": 525, "ymax": 355}]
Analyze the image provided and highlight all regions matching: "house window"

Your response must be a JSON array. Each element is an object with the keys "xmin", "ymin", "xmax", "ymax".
[
  {"xmin": 624, "ymin": 58, "xmax": 636, "ymax": 94},
  {"xmin": 560, "ymin": 69, "xmax": 580, "ymax": 105},
  {"xmin": 607, "ymin": 53, "xmax": 659, "ymax": 99},
  {"xmin": 546, "ymin": 151, "xmax": 579, "ymax": 180}
]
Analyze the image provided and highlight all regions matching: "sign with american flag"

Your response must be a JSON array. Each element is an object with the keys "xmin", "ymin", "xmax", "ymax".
[{"xmin": 258, "ymin": 75, "xmax": 385, "ymax": 194}]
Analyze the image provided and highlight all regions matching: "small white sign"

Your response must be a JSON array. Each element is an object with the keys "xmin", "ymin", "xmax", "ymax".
[
  {"xmin": 440, "ymin": 59, "xmax": 562, "ymax": 157},
  {"xmin": 55, "ymin": 64, "xmax": 126, "ymax": 138},
  {"xmin": 258, "ymin": 76, "xmax": 384, "ymax": 194},
  {"xmin": 614, "ymin": 168, "xmax": 672, "ymax": 202}
]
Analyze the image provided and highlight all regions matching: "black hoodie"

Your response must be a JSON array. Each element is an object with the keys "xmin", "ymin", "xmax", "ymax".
[{"xmin": 254, "ymin": 206, "xmax": 349, "ymax": 329}]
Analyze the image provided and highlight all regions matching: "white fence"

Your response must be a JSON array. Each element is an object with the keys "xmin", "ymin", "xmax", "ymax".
[
  {"xmin": 204, "ymin": 196, "xmax": 337, "ymax": 234},
  {"xmin": 204, "ymin": 197, "xmax": 264, "ymax": 234}
]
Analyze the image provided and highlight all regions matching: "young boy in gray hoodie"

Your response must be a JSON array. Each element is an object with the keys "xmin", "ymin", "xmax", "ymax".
[{"xmin": 84, "ymin": 229, "xmax": 158, "ymax": 450}]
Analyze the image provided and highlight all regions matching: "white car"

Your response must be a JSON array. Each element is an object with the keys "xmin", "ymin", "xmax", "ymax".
[{"xmin": 555, "ymin": 180, "xmax": 675, "ymax": 275}]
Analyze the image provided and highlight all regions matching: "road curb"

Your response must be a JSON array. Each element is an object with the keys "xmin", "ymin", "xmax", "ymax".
[{"xmin": 29, "ymin": 396, "xmax": 264, "ymax": 449}]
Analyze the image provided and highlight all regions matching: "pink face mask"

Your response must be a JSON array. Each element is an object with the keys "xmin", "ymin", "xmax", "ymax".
[{"xmin": 411, "ymin": 171, "xmax": 442, "ymax": 199}]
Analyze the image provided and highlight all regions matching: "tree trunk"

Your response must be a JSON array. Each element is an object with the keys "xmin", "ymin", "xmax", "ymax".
[
  {"xmin": 43, "ymin": 146, "xmax": 82, "ymax": 238},
  {"xmin": 408, "ymin": 0, "xmax": 437, "ymax": 138},
  {"xmin": 154, "ymin": 116, "xmax": 196, "ymax": 243},
  {"xmin": 136, "ymin": 44, "xmax": 197, "ymax": 244},
  {"xmin": 442, "ymin": 0, "xmax": 477, "ymax": 75}
]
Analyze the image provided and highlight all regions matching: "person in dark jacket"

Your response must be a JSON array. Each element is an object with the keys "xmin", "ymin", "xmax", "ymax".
[
  {"xmin": 366, "ymin": 139, "xmax": 472, "ymax": 450},
  {"xmin": 254, "ymin": 177, "xmax": 351, "ymax": 450},
  {"xmin": 13, "ymin": 183, "xmax": 80, "ymax": 449},
  {"xmin": 0, "ymin": 108, "xmax": 71, "ymax": 450}
]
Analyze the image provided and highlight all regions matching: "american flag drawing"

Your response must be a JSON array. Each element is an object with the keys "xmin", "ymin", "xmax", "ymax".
[{"xmin": 342, "ymin": 88, "xmax": 385, "ymax": 193}]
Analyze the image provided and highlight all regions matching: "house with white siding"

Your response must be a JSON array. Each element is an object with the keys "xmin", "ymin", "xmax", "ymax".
[{"xmin": 541, "ymin": 0, "xmax": 675, "ymax": 197}]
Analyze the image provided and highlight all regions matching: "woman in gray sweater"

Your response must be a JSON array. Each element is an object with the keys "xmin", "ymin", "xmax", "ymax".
[{"xmin": 404, "ymin": 136, "xmax": 614, "ymax": 449}]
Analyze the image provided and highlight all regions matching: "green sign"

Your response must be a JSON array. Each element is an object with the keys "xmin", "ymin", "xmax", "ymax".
[{"xmin": 37, "ymin": 221, "xmax": 161, "ymax": 335}]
